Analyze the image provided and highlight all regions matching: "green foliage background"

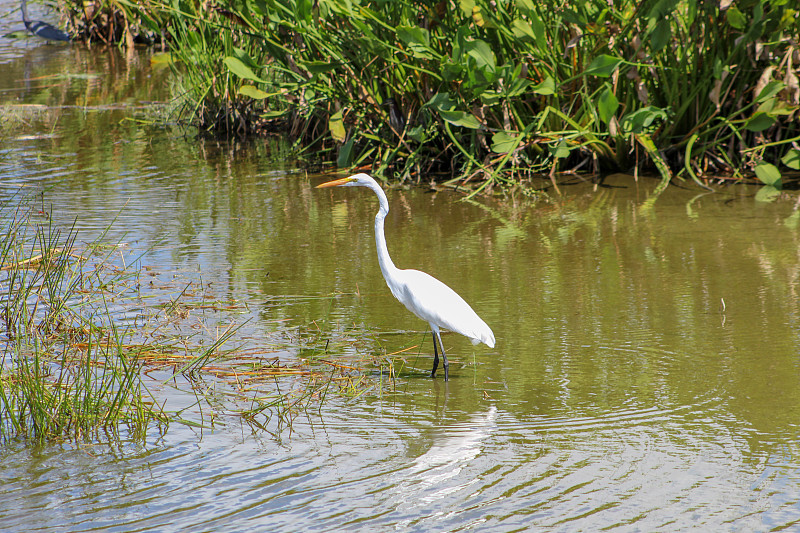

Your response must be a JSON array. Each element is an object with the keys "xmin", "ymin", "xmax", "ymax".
[{"xmin": 69, "ymin": 0, "xmax": 799, "ymax": 188}]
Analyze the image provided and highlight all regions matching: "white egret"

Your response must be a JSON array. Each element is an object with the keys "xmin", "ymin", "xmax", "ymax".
[{"xmin": 316, "ymin": 173, "xmax": 495, "ymax": 381}]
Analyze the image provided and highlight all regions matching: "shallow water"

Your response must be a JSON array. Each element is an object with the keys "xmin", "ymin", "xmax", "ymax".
[{"xmin": 2, "ymin": 16, "xmax": 800, "ymax": 531}]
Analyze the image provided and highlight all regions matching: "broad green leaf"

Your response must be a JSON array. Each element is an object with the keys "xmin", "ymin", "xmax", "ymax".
[
  {"xmin": 238, "ymin": 85, "xmax": 269, "ymax": 99},
  {"xmin": 329, "ymin": 110, "xmax": 346, "ymax": 142},
  {"xmin": 650, "ymin": 18, "xmax": 671, "ymax": 52},
  {"xmin": 726, "ymin": 6, "xmax": 746, "ymax": 30},
  {"xmin": 397, "ymin": 25, "xmax": 433, "ymax": 59},
  {"xmin": 755, "ymin": 162, "xmax": 782, "ymax": 186},
  {"xmin": 439, "ymin": 110, "xmax": 482, "ymax": 129},
  {"xmin": 597, "ymin": 87, "xmax": 619, "ymax": 124},
  {"xmin": 506, "ymin": 76, "xmax": 532, "ymax": 97},
  {"xmin": 260, "ymin": 110, "xmax": 288, "ymax": 119},
  {"xmin": 712, "ymin": 58, "xmax": 724, "ymax": 80},
  {"xmin": 515, "ymin": 0, "xmax": 534, "ymax": 12},
  {"xmin": 584, "ymin": 54, "xmax": 623, "ymax": 77},
  {"xmin": 645, "ymin": 0, "xmax": 679, "ymax": 20},
  {"xmin": 337, "ymin": 137, "xmax": 355, "ymax": 168},
  {"xmin": 528, "ymin": 12, "xmax": 547, "ymax": 50},
  {"xmin": 756, "ymin": 97, "xmax": 795, "ymax": 116},
  {"xmin": 408, "ymin": 125, "xmax": 427, "ymax": 143},
  {"xmin": 491, "ymin": 132, "xmax": 519, "ymax": 153},
  {"xmin": 744, "ymin": 4, "xmax": 766, "ymax": 43},
  {"xmin": 480, "ymin": 92, "xmax": 501, "ymax": 106},
  {"xmin": 295, "ymin": 0, "xmax": 313, "ymax": 24},
  {"xmin": 512, "ymin": 19, "xmax": 535, "ymax": 40},
  {"xmin": 465, "ymin": 39, "xmax": 496, "ymax": 72},
  {"xmin": 223, "ymin": 56, "xmax": 266, "ymax": 83},
  {"xmin": 744, "ymin": 111, "xmax": 776, "ymax": 132},
  {"xmin": 299, "ymin": 60, "xmax": 339, "ymax": 74},
  {"xmin": 532, "ymin": 76, "xmax": 555, "ymax": 95},
  {"xmin": 757, "ymin": 80, "xmax": 785, "ymax": 102},
  {"xmin": 452, "ymin": 25, "xmax": 469, "ymax": 60},
  {"xmin": 396, "ymin": 25, "xmax": 430, "ymax": 47},
  {"xmin": 231, "ymin": 47, "xmax": 258, "ymax": 68},
  {"xmin": 426, "ymin": 92, "xmax": 457, "ymax": 112},
  {"xmin": 782, "ymin": 149, "xmax": 800, "ymax": 170},
  {"xmin": 405, "ymin": 46, "xmax": 434, "ymax": 60},
  {"xmin": 441, "ymin": 61, "xmax": 463, "ymax": 82},
  {"xmin": 621, "ymin": 106, "xmax": 668, "ymax": 133},
  {"xmin": 549, "ymin": 140, "xmax": 571, "ymax": 159},
  {"xmin": 252, "ymin": 0, "xmax": 269, "ymax": 16},
  {"xmin": 425, "ymin": 93, "xmax": 481, "ymax": 128}
]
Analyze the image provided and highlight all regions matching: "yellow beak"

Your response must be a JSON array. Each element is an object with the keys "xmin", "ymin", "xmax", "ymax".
[{"xmin": 316, "ymin": 176, "xmax": 355, "ymax": 188}]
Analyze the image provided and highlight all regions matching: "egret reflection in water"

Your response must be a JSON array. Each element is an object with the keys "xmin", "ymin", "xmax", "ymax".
[{"xmin": 389, "ymin": 406, "xmax": 499, "ymax": 520}]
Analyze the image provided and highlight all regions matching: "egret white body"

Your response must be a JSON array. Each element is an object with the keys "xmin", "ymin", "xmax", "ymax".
[{"xmin": 316, "ymin": 173, "xmax": 495, "ymax": 380}]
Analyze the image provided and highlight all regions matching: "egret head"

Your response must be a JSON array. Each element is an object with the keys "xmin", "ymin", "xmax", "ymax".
[{"xmin": 316, "ymin": 173, "xmax": 375, "ymax": 189}]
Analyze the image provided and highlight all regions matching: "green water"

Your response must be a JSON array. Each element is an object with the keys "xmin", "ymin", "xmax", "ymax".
[{"xmin": 2, "ymin": 19, "xmax": 800, "ymax": 531}]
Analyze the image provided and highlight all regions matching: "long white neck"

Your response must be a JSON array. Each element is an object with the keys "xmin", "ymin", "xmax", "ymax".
[{"xmin": 367, "ymin": 180, "xmax": 399, "ymax": 281}]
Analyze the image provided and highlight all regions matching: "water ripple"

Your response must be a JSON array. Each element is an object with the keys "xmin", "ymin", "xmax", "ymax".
[{"xmin": 0, "ymin": 394, "xmax": 799, "ymax": 532}]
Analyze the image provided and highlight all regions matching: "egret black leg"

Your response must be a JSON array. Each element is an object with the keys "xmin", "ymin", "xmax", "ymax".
[
  {"xmin": 437, "ymin": 331, "xmax": 449, "ymax": 382},
  {"xmin": 431, "ymin": 332, "xmax": 439, "ymax": 378}
]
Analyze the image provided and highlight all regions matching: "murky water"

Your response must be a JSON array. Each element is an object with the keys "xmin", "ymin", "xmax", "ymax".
[{"xmin": 3, "ymin": 13, "xmax": 800, "ymax": 531}]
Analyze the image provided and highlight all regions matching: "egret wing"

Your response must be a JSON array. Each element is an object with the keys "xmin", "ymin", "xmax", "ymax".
[{"xmin": 391, "ymin": 269, "xmax": 495, "ymax": 347}]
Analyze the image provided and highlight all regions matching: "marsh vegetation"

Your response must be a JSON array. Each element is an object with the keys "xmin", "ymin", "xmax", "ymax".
[{"xmin": 52, "ymin": 0, "xmax": 800, "ymax": 193}]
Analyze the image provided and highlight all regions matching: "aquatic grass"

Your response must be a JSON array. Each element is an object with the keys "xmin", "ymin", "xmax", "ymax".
[
  {"xmin": 0, "ymin": 200, "xmax": 167, "ymax": 442},
  {"xmin": 227, "ymin": 334, "xmax": 408, "ymax": 431},
  {"xmin": 107, "ymin": 288, "xmax": 402, "ymax": 432}
]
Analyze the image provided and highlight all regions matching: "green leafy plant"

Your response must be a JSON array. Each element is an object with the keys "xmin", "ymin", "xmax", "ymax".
[{"xmin": 60, "ymin": 0, "xmax": 800, "ymax": 191}]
